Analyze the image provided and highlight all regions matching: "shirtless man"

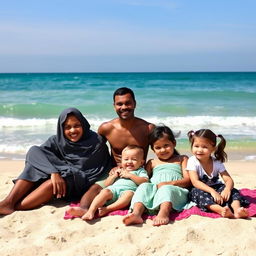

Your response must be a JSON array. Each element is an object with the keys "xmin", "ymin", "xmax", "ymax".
[
  {"xmin": 99, "ymin": 87, "xmax": 154, "ymax": 166},
  {"xmin": 67, "ymin": 87, "xmax": 154, "ymax": 218}
]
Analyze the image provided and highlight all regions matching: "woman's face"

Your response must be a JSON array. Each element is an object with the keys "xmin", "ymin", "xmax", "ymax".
[{"xmin": 63, "ymin": 115, "xmax": 83, "ymax": 142}]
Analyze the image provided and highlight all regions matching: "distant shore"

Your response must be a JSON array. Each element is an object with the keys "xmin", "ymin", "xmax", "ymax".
[{"xmin": 1, "ymin": 143, "xmax": 256, "ymax": 162}]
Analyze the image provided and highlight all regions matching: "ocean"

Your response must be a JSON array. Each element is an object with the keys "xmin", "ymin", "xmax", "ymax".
[{"xmin": 0, "ymin": 72, "xmax": 256, "ymax": 160}]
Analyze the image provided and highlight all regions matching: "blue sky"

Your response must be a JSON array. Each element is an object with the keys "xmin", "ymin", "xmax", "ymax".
[{"xmin": 0, "ymin": 0, "xmax": 256, "ymax": 72}]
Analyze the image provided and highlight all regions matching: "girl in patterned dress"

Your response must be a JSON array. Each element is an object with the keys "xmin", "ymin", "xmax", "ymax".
[{"xmin": 187, "ymin": 129, "xmax": 249, "ymax": 218}]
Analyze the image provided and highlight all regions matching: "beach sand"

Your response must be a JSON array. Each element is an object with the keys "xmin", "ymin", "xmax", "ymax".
[{"xmin": 0, "ymin": 159, "xmax": 255, "ymax": 256}]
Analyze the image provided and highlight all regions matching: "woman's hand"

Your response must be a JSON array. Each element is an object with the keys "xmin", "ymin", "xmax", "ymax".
[{"xmin": 51, "ymin": 173, "xmax": 66, "ymax": 198}]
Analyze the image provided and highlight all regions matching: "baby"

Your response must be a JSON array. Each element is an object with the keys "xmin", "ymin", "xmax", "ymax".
[{"xmin": 82, "ymin": 145, "xmax": 149, "ymax": 220}]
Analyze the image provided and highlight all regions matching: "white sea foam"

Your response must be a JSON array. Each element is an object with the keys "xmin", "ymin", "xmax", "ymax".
[
  {"xmin": 1, "ymin": 116, "xmax": 255, "ymax": 132},
  {"xmin": 144, "ymin": 116, "xmax": 256, "ymax": 137},
  {"xmin": 0, "ymin": 116, "xmax": 255, "ymax": 135},
  {"xmin": 0, "ymin": 117, "xmax": 57, "ymax": 129},
  {"xmin": 244, "ymin": 155, "xmax": 256, "ymax": 161},
  {"xmin": 0, "ymin": 116, "xmax": 255, "ymax": 155}
]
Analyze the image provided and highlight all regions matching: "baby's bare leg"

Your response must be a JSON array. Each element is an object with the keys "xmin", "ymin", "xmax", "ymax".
[
  {"xmin": 80, "ymin": 184, "xmax": 103, "ymax": 209},
  {"xmin": 67, "ymin": 184, "xmax": 103, "ymax": 217},
  {"xmin": 82, "ymin": 189, "xmax": 113, "ymax": 220},
  {"xmin": 99, "ymin": 190, "xmax": 134, "ymax": 217}
]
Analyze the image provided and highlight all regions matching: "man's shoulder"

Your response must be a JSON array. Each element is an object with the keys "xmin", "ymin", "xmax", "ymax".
[
  {"xmin": 98, "ymin": 118, "xmax": 118, "ymax": 135},
  {"xmin": 134, "ymin": 117, "xmax": 153, "ymax": 125},
  {"xmin": 101, "ymin": 118, "xmax": 121, "ymax": 127},
  {"xmin": 134, "ymin": 117, "xmax": 155, "ymax": 131}
]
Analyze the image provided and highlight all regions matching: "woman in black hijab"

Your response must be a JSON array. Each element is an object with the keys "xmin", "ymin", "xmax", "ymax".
[{"xmin": 0, "ymin": 108, "xmax": 112, "ymax": 215}]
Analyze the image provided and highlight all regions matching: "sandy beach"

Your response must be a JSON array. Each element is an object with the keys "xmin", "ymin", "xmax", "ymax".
[{"xmin": 0, "ymin": 159, "xmax": 255, "ymax": 256}]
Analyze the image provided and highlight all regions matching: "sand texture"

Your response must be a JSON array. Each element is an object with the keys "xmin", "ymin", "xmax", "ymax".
[{"xmin": 0, "ymin": 160, "xmax": 255, "ymax": 256}]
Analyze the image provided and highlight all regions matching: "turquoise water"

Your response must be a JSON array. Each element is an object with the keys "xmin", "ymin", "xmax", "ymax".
[{"xmin": 0, "ymin": 72, "xmax": 256, "ymax": 159}]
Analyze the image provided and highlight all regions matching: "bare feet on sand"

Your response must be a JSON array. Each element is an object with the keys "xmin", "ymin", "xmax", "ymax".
[
  {"xmin": 122, "ymin": 213, "xmax": 144, "ymax": 226},
  {"xmin": 66, "ymin": 206, "xmax": 88, "ymax": 217},
  {"xmin": 98, "ymin": 207, "xmax": 110, "ymax": 217},
  {"xmin": 0, "ymin": 200, "xmax": 15, "ymax": 215},
  {"xmin": 221, "ymin": 206, "xmax": 234, "ymax": 218},
  {"xmin": 152, "ymin": 214, "xmax": 170, "ymax": 226},
  {"xmin": 234, "ymin": 207, "xmax": 249, "ymax": 219},
  {"xmin": 81, "ymin": 211, "xmax": 95, "ymax": 221}
]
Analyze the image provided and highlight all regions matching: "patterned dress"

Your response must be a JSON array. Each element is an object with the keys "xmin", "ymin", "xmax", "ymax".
[
  {"xmin": 130, "ymin": 163, "xmax": 193, "ymax": 214},
  {"xmin": 187, "ymin": 156, "xmax": 249, "ymax": 211}
]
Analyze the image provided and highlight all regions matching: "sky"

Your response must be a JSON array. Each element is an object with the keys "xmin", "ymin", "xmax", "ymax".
[{"xmin": 0, "ymin": 0, "xmax": 256, "ymax": 72}]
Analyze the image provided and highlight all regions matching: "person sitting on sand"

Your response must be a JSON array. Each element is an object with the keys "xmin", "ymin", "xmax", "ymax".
[
  {"xmin": 187, "ymin": 129, "xmax": 249, "ymax": 219},
  {"xmin": 123, "ymin": 125, "xmax": 193, "ymax": 226},
  {"xmin": 0, "ymin": 108, "xmax": 112, "ymax": 215},
  {"xmin": 70, "ymin": 145, "xmax": 149, "ymax": 220},
  {"xmin": 66, "ymin": 87, "xmax": 154, "ymax": 217}
]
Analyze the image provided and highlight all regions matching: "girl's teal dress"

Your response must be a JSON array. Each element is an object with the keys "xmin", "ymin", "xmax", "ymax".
[{"xmin": 130, "ymin": 163, "xmax": 193, "ymax": 214}]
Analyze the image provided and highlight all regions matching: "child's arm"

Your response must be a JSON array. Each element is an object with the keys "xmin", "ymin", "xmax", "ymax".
[
  {"xmin": 189, "ymin": 170, "xmax": 224, "ymax": 205},
  {"xmin": 104, "ymin": 167, "xmax": 120, "ymax": 187},
  {"xmin": 119, "ymin": 169, "xmax": 149, "ymax": 185},
  {"xmin": 157, "ymin": 156, "xmax": 191, "ymax": 188},
  {"xmin": 145, "ymin": 159, "xmax": 154, "ymax": 178},
  {"xmin": 220, "ymin": 170, "xmax": 234, "ymax": 201}
]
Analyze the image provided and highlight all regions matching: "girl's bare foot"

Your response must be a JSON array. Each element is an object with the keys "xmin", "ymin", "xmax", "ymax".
[
  {"xmin": 221, "ymin": 206, "xmax": 234, "ymax": 218},
  {"xmin": 98, "ymin": 207, "xmax": 109, "ymax": 217},
  {"xmin": 153, "ymin": 214, "xmax": 170, "ymax": 226},
  {"xmin": 123, "ymin": 213, "xmax": 144, "ymax": 226},
  {"xmin": 66, "ymin": 206, "xmax": 88, "ymax": 217},
  {"xmin": 0, "ymin": 200, "xmax": 15, "ymax": 215},
  {"xmin": 234, "ymin": 207, "xmax": 249, "ymax": 219}
]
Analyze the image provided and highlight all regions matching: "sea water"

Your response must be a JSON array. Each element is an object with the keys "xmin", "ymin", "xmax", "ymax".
[{"xmin": 0, "ymin": 72, "xmax": 256, "ymax": 160}]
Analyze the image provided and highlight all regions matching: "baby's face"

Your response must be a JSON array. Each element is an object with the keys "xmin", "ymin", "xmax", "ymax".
[{"xmin": 121, "ymin": 149, "xmax": 144, "ymax": 171}]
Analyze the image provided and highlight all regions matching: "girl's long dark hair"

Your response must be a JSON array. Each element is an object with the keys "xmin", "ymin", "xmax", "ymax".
[
  {"xmin": 187, "ymin": 129, "xmax": 227, "ymax": 162},
  {"xmin": 149, "ymin": 125, "xmax": 180, "ymax": 156}
]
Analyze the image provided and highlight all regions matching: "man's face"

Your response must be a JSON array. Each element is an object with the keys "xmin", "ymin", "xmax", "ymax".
[{"xmin": 113, "ymin": 93, "xmax": 136, "ymax": 120}]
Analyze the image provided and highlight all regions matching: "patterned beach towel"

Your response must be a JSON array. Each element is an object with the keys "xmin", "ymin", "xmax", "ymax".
[{"xmin": 64, "ymin": 188, "xmax": 256, "ymax": 220}]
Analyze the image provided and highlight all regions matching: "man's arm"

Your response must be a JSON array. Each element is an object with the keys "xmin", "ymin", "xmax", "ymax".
[{"xmin": 98, "ymin": 121, "xmax": 110, "ymax": 137}]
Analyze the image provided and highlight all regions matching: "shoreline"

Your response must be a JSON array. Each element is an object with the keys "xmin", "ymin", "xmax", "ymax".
[{"xmin": 1, "ymin": 145, "xmax": 256, "ymax": 162}]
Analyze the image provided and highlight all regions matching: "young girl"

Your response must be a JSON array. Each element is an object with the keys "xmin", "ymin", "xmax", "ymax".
[
  {"xmin": 187, "ymin": 129, "xmax": 249, "ymax": 219},
  {"xmin": 74, "ymin": 145, "xmax": 149, "ymax": 221},
  {"xmin": 123, "ymin": 125, "xmax": 192, "ymax": 226},
  {"xmin": 0, "ymin": 108, "xmax": 112, "ymax": 215}
]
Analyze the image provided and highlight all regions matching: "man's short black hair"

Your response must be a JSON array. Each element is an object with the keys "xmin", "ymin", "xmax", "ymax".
[{"xmin": 113, "ymin": 87, "xmax": 135, "ymax": 102}]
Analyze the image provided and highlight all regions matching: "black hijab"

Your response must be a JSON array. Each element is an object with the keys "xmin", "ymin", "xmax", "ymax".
[{"xmin": 17, "ymin": 108, "xmax": 112, "ymax": 199}]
